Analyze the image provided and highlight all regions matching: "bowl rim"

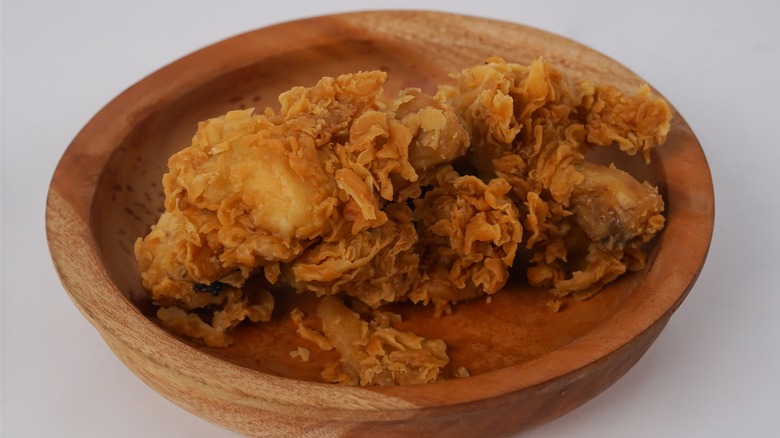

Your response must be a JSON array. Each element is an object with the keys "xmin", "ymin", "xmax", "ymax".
[{"xmin": 45, "ymin": 10, "xmax": 714, "ymax": 421}]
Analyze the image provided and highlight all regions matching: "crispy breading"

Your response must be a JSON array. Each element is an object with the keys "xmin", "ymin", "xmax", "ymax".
[
  {"xmin": 284, "ymin": 203, "xmax": 420, "ymax": 308},
  {"xmin": 410, "ymin": 166, "xmax": 522, "ymax": 313},
  {"xmin": 440, "ymin": 57, "xmax": 669, "ymax": 298}
]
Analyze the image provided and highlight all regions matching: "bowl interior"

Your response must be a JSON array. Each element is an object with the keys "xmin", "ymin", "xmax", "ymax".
[{"xmin": 89, "ymin": 33, "xmax": 668, "ymax": 383}]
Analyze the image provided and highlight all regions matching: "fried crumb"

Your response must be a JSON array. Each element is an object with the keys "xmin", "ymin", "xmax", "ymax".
[
  {"xmin": 371, "ymin": 310, "xmax": 402, "ymax": 328},
  {"xmin": 546, "ymin": 298, "xmax": 563, "ymax": 312},
  {"xmin": 318, "ymin": 297, "xmax": 448, "ymax": 386},
  {"xmin": 289, "ymin": 346, "xmax": 311, "ymax": 362},
  {"xmin": 454, "ymin": 366, "xmax": 470, "ymax": 378},
  {"xmin": 290, "ymin": 308, "xmax": 305, "ymax": 324},
  {"xmin": 296, "ymin": 325, "xmax": 334, "ymax": 351}
]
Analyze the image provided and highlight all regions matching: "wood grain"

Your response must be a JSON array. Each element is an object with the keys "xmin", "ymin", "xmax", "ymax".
[{"xmin": 46, "ymin": 11, "xmax": 714, "ymax": 437}]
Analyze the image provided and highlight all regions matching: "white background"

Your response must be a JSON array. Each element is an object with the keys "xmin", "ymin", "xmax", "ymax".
[{"xmin": 3, "ymin": 1, "xmax": 779, "ymax": 436}]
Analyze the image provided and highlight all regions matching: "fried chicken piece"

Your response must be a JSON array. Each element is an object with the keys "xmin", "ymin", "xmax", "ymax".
[
  {"xmin": 138, "ymin": 72, "xmax": 387, "ymax": 303},
  {"xmin": 410, "ymin": 166, "xmax": 522, "ymax": 312},
  {"xmin": 135, "ymin": 71, "xmax": 395, "ymax": 343},
  {"xmin": 525, "ymin": 162, "xmax": 665, "ymax": 298},
  {"xmin": 439, "ymin": 57, "xmax": 670, "ymax": 299},
  {"xmin": 163, "ymin": 72, "xmax": 388, "ymax": 271},
  {"xmin": 317, "ymin": 296, "xmax": 448, "ymax": 386},
  {"xmin": 136, "ymin": 71, "xmax": 475, "ymax": 346}
]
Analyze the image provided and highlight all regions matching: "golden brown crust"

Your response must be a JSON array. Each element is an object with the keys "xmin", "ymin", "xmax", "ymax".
[
  {"xmin": 411, "ymin": 166, "xmax": 522, "ymax": 312},
  {"xmin": 284, "ymin": 204, "xmax": 420, "ymax": 308},
  {"xmin": 441, "ymin": 57, "xmax": 669, "ymax": 298}
]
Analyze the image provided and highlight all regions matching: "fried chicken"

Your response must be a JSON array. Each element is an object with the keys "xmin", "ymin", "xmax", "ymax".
[
  {"xmin": 439, "ymin": 57, "xmax": 670, "ymax": 298},
  {"xmin": 317, "ymin": 296, "xmax": 449, "ymax": 386},
  {"xmin": 523, "ymin": 162, "xmax": 665, "ymax": 299},
  {"xmin": 135, "ymin": 71, "xmax": 471, "ymax": 346},
  {"xmin": 135, "ymin": 57, "xmax": 672, "ymax": 381}
]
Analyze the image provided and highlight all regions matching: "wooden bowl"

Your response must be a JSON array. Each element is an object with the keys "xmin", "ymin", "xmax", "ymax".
[{"xmin": 46, "ymin": 11, "xmax": 714, "ymax": 437}]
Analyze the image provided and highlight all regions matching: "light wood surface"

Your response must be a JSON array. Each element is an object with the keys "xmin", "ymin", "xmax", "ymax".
[{"xmin": 46, "ymin": 10, "xmax": 714, "ymax": 437}]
